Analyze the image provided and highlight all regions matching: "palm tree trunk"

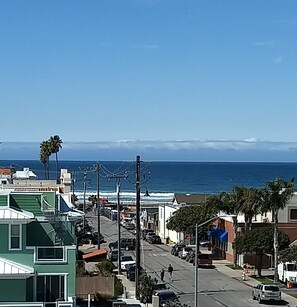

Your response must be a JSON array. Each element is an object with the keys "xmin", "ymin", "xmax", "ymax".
[
  {"xmin": 274, "ymin": 209, "xmax": 279, "ymax": 282},
  {"xmin": 233, "ymin": 217, "xmax": 238, "ymax": 267},
  {"xmin": 43, "ymin": 164, "xmax": 47, "ymax": 179},
  {"xmin": 46, "ymin": 161, "xmax": 50, "ymax": 180},
  {"xmin": 55, "ymin": 152, "xmax": 59, "ymax": 180}
]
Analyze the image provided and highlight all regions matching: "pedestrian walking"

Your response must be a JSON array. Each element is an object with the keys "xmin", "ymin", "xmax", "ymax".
[
  {"xmin": 168, "ymin": 264, "xmax": 173, "ymax": 281},
  {"xmin": 160, "ymin": 268, "xmax": 165, "ymax": 282}
]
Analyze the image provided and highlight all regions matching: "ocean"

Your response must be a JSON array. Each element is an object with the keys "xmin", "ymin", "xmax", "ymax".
[{"xmin": 2, "ymin": 160, "xmax": 297, "ymax": 205}]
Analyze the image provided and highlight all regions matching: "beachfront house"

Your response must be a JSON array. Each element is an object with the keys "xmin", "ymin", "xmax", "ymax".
[{"xmin": 0, "ymin": 189, "xmax": 82, "ymax": 307}]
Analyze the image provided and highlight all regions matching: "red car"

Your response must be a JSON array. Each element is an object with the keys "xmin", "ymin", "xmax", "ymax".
[{"xmin": 193, "ymin": 253, "xmax": 213, "ymax": 268}]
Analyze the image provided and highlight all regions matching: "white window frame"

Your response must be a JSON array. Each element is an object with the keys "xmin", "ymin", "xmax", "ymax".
[
  {"xmin": 9, "ymin": 224, "xmax": 22, "ymax": 250},
  {"xmin": 35, "ymin": 246, "xmax": 66, "ymax": 263},
  {"xmin": 289, "ymin": 207, "xmax": 297, "ymax": 221}
]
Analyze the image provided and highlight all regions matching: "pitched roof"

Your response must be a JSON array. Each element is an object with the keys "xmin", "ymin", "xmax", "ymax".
[
  {"xmin": 173, "ymin": 193, "xmax": 209, "ymax": 205},
  {"xmin": 13, "ymin": 168, "xmax": 37, "ymax": 179},
  {"xmin": 0, "ymin": 168, "xmax": 14, "ymax": 176},
  {"xmin": 0, "ymin": 207, "xmax": 35, "ymax": 221},
  {"xmin": 0, "ymin": 257, "xmax": 34, "ymax": 275},
  {"xmin": 82, "ymin": 248, "xmax": 108, "ymax": 261}
]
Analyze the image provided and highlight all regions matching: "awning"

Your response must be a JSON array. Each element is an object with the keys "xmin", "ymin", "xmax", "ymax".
[
  {"xmin": 0, "ymin": 207, "xmax": 35, "ymax": 223},
  {"xmin": 208, "ymin": 226, "xmax": 228, "ymax": 242},
  {"xmin": 0, "ymin": 257, "xmax": 34, "ymax": 277},
  {"xmin": 219, "ymin": 231, "xmax": 228, "ymax": 242}
]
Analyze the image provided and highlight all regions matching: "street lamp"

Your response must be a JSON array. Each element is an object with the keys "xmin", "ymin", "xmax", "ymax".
[{"xmin": 194, "ymin": 214, "xmax": 236, "ymax": 307}]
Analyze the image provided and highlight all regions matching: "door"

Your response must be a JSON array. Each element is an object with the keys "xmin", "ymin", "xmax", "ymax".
[{"xmin": 36, "ymin": 275, "xmax": 65, "ymax": 306}]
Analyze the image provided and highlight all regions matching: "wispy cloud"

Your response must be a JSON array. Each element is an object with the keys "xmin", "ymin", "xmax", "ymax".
[
  {"xmin": 253, "ymin": 40, "xmax": 275, "ymax": 47},
  {"xmin": 2, "ymin": 140, "xmax": 297, "ymax": 161},
  {"xmin": 59, "ymin": 139, "xmax": 297, "ymax": 152}
]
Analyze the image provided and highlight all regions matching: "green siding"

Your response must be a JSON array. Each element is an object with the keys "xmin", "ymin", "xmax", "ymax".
[
  {"xmin": 0, "ymin": 279, "xmax": 27, "ymax": 302},
  {"xmin": 26, "ymin": 222, "xmax": 55, "ymax": 246},
  {"xmin": 42, "ymin": 191, "xmax": 56, "ymax": 209},
  {"xmin": 0, "ymin": 224, "xmax": 8, "ymax": 253},
  {"xmin": 35, "ymin": 248, "xmax": 77, "ymax": 297},
  {"xmin": 10, "ymin": 194, "xmax": 43, "ymax": 216},
  {"xmin": 26, "ymin": 277, "xmax": 34, "ymax": 301},
  {"xmin": 0, "ymin": 195, "xmax": 8, "ymax": 206}
]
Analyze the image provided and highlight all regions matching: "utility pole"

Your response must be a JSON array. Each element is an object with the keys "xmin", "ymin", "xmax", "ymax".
[
  {"xmin": 71, "ymin": 171, "xmax": 75, "ymax": 205},
  {"xmin": 117, "ymin": 178, "xmax": 121, "ymax": 275},
  {"xmin": 83, "ymin": 171, "xmax": 87, "ymax": 232},
  {"xmin": 135, "ymin": 155, "xmax": 141, "ymax": 299},
  {"xmin": 108, "ymin": 174, "xmax": 128, "ymax": 275},
  {"xmin": 96, "ymin": 162, "xmax": 101, "ymax": 249}
]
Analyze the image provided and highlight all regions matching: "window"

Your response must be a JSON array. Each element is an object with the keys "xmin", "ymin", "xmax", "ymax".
[
  {"xmin": 37, "ymin": 247, "xmax": 64, "ymax": 261},
  {"xmin": 290, "ymin": 208, "xmax": 297, "ymax": 220},
  {"xmin": 36, "ymin": 275, "xmax": 65, "ymax": 304},
  {"xmin": 9, "ymin": 224, "xmax": 21, "ymax": 250}
]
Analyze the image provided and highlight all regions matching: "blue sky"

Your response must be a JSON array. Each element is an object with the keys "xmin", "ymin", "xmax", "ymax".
[{"xmin": 1, "ymin": 1, "xmax": 297, "ymax": 161}]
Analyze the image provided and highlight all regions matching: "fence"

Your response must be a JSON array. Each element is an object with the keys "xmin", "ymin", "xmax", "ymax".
[{"xmin": 76, "ymin": 276, "xmax": 115, "ymax": 300}]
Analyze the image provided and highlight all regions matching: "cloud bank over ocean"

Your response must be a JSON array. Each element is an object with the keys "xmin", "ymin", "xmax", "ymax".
[{"xmin": 1, "ymin": 140, "xmax": 297, "ymax": 162}]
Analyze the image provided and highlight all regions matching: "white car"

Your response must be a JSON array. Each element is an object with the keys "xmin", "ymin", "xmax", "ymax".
[
  {"xmin": 178, "ymin": 247, "xmax": 193, "ymax": 259},
  {"xmin": 252, "ymin": 283, "xmax": 281, "ymax": 303},
  {"xmin": 120, "ymin": 255, "xmax": 135, "ymax": 271}
]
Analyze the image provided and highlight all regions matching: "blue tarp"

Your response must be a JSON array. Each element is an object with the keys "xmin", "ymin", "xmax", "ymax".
[{"xmin": 208, "ymin": 226, "xmax": 228, "ymax": 242}]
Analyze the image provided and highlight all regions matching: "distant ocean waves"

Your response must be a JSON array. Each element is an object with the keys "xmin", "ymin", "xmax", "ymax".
[{"xmin": 75, "ymin": 190, "xmax": 174, "ymax": 205}]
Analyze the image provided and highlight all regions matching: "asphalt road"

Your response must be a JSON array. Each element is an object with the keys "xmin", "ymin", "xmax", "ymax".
[{"xmin": 87, "ymin": 213, "xmax": 290, "ymax": 307}]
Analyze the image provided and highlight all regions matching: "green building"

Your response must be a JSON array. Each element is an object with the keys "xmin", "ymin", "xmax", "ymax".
[{"xmin": 0, "ymin": 190, "xmax": 82, "ymax": 307}]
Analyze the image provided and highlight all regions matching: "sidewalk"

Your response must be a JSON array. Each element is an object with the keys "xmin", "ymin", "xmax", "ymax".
[{"xmin": 215, "ymin": 260, "xmax": 297, "ymax": 306}]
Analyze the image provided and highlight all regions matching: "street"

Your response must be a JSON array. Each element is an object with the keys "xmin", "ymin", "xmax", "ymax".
[{"xmin": 86, "ymin": 213, "xmax": 291, "ymax": 307}]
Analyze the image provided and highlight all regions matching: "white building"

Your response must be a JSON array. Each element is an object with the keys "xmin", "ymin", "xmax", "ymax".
[{"xmin": 158, "ymin": 204, "xmax": 184, "ymax": 244}]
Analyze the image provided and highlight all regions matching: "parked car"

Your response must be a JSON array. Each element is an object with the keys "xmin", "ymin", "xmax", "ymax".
[
  {"xmin": 185, "ymin": 250, "xmax": 196, "ymax": 263},
  {"xmin": 126, "ymin": 264, "xmax": 145, "ymax": 281},
  {"xmin": 252, "ymin": 284, "xmax": 281, "ymax": 303},
  {"xmin": 155, "ymin": 289, "xmax": 179, "ymax": 306},
  {"xmin": 147, "ymin": 235, "xmax": 162, "ymax": 244},
  {"xmin": 171, "ymin": 243, "xmax": 186, "ymax": 256},
  {"xmin": 125, "ymin": 222, "xmax": 135, "ymax": 231},
  {"xmin": 153, "ymin": 282, "xmax": 168, "ymax": 293},
  {"xmin": 107, "ymin": 249, "xmax": 123, "ymax": 261},
  {"xmin": 199, "ymin": 240, "xmax": 212, "ymax": 248},
  {"xmin": 120, "ymin": 255, "xmax": 135, "ymax": 271},
  {"xmin": 178, "ymin": 247, "xmax": 193, "ymax": 259},
  {"xmin": 145, "ymin": 232, "xmax": 157, "ymax": 241},
  {"xmin": 193, "ymin": 253, "xmax": 213, "ymax": 268},
  {"xmin": 109, "ymin": 238, "xmax": 136, "ymax": 250},
  {"xmin": 141, "ymin": 229, "xmax": 155, "ymax": 240}
]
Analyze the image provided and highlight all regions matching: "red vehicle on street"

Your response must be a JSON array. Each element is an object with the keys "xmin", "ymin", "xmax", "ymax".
[{"xmin": 193, "ymin": 253, "xmax": 214, "ymax": 268}]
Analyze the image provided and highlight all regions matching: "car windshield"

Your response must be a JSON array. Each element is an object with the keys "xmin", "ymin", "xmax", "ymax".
[
  {"xmin": 155, "ymin": 283, "xmax": 167, "ymax": 290},
  {"xmin": 264, "ymin": 285, "xmax": 280, "ymax": 292},
  {"xmin": 122, "ymin": 256, "xmax": 133, "ymax": 261},
  {"xmin": 159, "ymin": 292, "xmax": 177, "ymax": 300},
  {"xmin": 185, "ymin": 247, "xmax": 192, "ymax": 251},
  {"xmin": 198, "ymin": 254, "xmax": 211, "ymax": 259},
  {"xmin": 287, "ymin": 264, "xmax": 297, "ymax": 271}
]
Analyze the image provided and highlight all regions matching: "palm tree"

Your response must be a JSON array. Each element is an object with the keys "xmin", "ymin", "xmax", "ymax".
[
  {"xmin": 49, "ymin": 135, "xmax": 63, "ymax": 180},
  {"xmin": 238, "ymin": 187, "xmax": 264, "ymax": 232},
  {"xmin": 39, "ymin": 140, "xmax": 51, "ymax": 179},
  {"xmin": 261, "ymin": 178, "xmax": 295, "ymax": 282},
  {"xmin": 206, "ymin": 189, "xmax": 242, "ymax": 267}
]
